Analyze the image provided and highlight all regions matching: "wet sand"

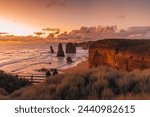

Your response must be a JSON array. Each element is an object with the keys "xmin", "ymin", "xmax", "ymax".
[{"xmin": 61, "ymin": 60, "xmax": 89, "ymax": 74}]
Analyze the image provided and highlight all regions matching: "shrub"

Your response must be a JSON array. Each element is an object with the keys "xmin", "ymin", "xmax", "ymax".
[
  {"xmin": 1, "ymin": 66, "xmax": 150, "ymax": 100},
  {"xmin": 0, "ymin": 71, "xmax": 31, "ymax": 94}
]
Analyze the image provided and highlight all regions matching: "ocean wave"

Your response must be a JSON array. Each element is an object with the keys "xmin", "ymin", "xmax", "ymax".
[{"xmin": 0, "ymin": 44, "xmax": 88, "ymax": 75}]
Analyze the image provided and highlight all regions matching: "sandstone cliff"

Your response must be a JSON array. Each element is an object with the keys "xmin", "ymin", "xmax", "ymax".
[
  {"xmin": 75, "ymin": 41, "xmax": 94, "ymax": 49},
  {"xmin": 89, "ymin": 39, "xmax": 150, "ymax": 71}
]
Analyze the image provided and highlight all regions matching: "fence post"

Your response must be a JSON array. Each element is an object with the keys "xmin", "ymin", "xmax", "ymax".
[{"xmin": 31, "ymin": 74, "xmax": 33, "ymax": 83}]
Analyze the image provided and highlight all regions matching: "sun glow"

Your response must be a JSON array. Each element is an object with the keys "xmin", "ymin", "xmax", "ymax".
[{"xmin": 0, "ymin": 19, "xmax": 35, "ymax": 36}]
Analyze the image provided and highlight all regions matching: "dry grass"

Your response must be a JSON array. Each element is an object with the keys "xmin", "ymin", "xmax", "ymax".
[{"xmin": 0, "ymin": 66, "xmax": 150, "ymax": 100}]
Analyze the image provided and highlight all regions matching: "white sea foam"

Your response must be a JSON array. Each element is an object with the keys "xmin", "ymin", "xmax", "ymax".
[{"xmin": 0, "ymin": 44, "xmax": 88, "ymax": 75}]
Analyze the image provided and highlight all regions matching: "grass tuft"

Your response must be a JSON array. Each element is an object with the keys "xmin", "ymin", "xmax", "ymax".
[{"xmin": 1, "ymin": 66, "xmax": 150, "ymax": 100}]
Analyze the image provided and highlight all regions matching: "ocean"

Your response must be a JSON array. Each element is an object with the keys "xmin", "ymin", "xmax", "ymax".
[{"xmin": 0, "ymin": 44, "xmax": 88, "ymax": 76}]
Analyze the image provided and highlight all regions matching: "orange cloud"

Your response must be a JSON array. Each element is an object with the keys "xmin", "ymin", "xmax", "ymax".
[{"xmin": 57, "ymin": 26, "xmax": 150, "ymax": 41}]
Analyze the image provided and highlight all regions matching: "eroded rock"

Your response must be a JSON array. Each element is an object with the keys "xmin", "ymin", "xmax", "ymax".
[
  {"xmin": 50, "ymin": 46, "xmax": 54, "ymax": 53},
  {"xmin": 66, "ymin": 43, "xmax": 76, "ymax": 53},
  {"xmin": 57, "ymin": 43, "xmax": 65, "ymax": 57},
  {"xmin": 89, "ymin": 39, "xmax": 150, "ymax": 71},
  {"xmin": 67, "ymin": 57, "xmax": 73, "ymax": 63}
]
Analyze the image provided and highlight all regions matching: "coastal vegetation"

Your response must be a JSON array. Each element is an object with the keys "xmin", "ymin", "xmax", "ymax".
[
  {"xmin": 0, "ymin": 70, "xmax": 31, "ymax": 99},
  {"xmin": 0, "ymin": 66, "xmax": 150, "ymax": 100}
]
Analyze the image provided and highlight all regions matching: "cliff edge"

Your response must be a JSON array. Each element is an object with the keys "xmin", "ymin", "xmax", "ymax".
[{"xmin": 89, "ymin": 39, "xmax": 150, "ymax": 71}]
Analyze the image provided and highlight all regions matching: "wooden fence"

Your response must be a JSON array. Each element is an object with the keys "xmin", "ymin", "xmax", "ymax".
[{"xmin": 17, "ymin": 74, "xmax": 47, "ymax": 84}]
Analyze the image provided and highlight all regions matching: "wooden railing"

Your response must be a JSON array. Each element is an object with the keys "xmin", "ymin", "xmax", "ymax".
[
  {"xmin": 13, "ymin": 71, "xmax": 61, "ymax": 84},
  {"xmin": 16, "ymin": 74, "xmax": 47, "ymax": 84}
]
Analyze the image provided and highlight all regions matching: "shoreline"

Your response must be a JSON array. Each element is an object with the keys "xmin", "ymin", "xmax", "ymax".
[{"xmin": 61, "ymin": 60, "xmax": 89, "ymax": 74}]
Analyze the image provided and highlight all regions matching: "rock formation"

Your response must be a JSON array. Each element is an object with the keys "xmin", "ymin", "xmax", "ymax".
[
  {"xmin": 66, "ymin": 43, "xmax": 76, "ymax": 53},
  {"xmin": 67, "ymin": 57, "xmax": 73, "ymax": 63},
  {"xmin": 57, "ymin": 43, "xmax": 65, "ymax": 57},
  {"xmin": 89, "ymin": 39, "xmax": 150, "ymax": 71},
  {"xmin": 78, "ymin": 41, "xmax": 94, "ymax": 49},
  {"xmin": 92, "ymin": 50, "xmax": 100, "ymax": 68},
  {"xmin": 50, "ymin": 46, "xmax": 54, "ymax": 53},
  {"xmin": 53, "ymin": 69, "xmax": 58, "ymax": 76},
  {"xmin": 46, "ymin": 71, "xmax": 51, "ymax": 77}
]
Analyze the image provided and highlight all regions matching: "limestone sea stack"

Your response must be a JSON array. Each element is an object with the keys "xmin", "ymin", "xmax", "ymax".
[
  {"xmin": 66, "ymin": 43, "xmax": 76, "ymax": 53},
  {"xmin": 57, "ymin": 43, "xmax": 65, "ymax": 57},
  {"xmin": 67, "ymin": 57, "xmax": 73, "ymax": 63},
  {"xmin": 50, "ymin": 46, "xmax": 54, "ymax": 53}
]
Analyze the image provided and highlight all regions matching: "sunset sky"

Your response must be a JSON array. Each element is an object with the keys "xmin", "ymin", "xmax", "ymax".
[{"xmin": 0, "ymin": 0, "xmax": 150, "ymax": 36}]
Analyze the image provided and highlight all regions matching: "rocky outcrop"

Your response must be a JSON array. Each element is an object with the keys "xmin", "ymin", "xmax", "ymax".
[
  {"xmin": 77, "ymin": 41, "xmax": 94, "ymax": 49},
  {"xmin": 50, "ymin": 46, "xmax": 54, "ymax": 53},
  {"xmin": 66, "ymin": 43, "xmax": 76, "ymax": 53},
  {"xmin": 67, "ymin": 57, "xmax": 73, "ymax": 63},
  {"xmin": 89, "ymin": 39, "xmax": 150, "ymax": 71},
  {"xmin": 57, "ymin": 43, "xmax": 65, "ymax": 57}
]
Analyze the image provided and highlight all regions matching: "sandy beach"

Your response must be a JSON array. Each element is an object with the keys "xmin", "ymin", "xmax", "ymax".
[{"xmin": 61, "ymin": 60, "xmax": 89, "ymax": 74}]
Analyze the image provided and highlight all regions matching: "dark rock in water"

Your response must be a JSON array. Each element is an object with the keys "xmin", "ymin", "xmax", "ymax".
[
  {"xmin": 46, "ymin": 71, "xmax": 51, "ymax": 77},
  {"xmin": 53, "ymin": 69, "xmax": 58, "ymax": 76},
  {"xmin": 66, "ymin": 43, "xmax": 76, "ymax": 53},
  {"xmin": 67, "ymin": 57, "xmax": 73, "ymax": 63},
  {"xmin": 50, "ymin": 46, "xmax": 54, "ymax": 53},
  {"xmin": 57, "ymin": 43, "xmax": 65, "ymax": 57}
]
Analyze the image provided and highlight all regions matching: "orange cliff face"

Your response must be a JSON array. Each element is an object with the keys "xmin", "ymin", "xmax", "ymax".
[{"xmin": 89, "ymin": 39, "xmax": 150, "ymax": 71}]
